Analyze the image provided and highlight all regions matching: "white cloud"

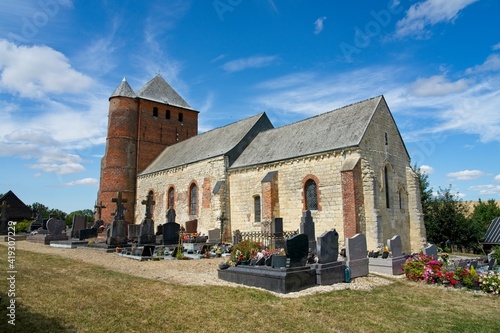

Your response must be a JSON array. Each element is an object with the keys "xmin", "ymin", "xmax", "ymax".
[
  {"xmin": 419, "ymin": 165, "xmax": 434, "ymax": 175},
  {"xmin": 410, "ymin": 75, "xmax": 468, "ymax": 96},
  {"xmin": 222, "ymin": 56, "xmax": 278, "ymax": 73},
  {"xmin": 493, "ymin": 42, "xmax": 500, "ymax": 51},
  {"xmin": 468, "ymin": 184, "xmax": 500, "ymax": 195},
  {"xmin": 314, "ymin": 16, "xmax": 327, "ymax": 35},
  {"xmin": 447, "ymin": 170, "xmax": 484, "ymax": 181},
  {"xmin": 465, "ymin": 54, "xmax": 500, "ymax": 74},
  {"xmin": 0, "ymin": 39, "xmax": 93, "ymax": 98},
  {"xmin": 494, "ymin": 174, "xmax": 500, "ymax": 182},
  {"xmin": 30, "ymin": 162, "xmax": 85, "ymax": 175},
  {"xmin": 64, "ymin": 178, "xmax": 99, "ymax": 187},
  {"xmin": 395, "ymin": 0, "xmax": 479, "ymax": 39}
]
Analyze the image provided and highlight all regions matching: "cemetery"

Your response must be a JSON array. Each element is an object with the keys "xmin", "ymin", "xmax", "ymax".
[{"xmin": 2, "ymin": 192, "xmax": 498, "ymax": 296}]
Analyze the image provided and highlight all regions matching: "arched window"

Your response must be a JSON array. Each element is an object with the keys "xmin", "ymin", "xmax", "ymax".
[
  {"xmin": 305, "ymin": 179, "xmax": 318, "ymax": 211},
  {"xmin": 167, "ymin": 187, "xmax": 174, "ymax": 209},
  {"xmin": 254, "ymin": 195, "xmax": 261, "ymax": 223},
  {"xmin": 189, "ymin": 183, "xmax": 197, "ymax": 215},
  {"xmin": 385, "ymin": 166, "xmax": 390, "ymax": 208},
  {"xmin": 153, "ymin": 107, "xmax": 158, "ymax": 117},
  {"xmin": 166, "ymin": 109, "xmax": 171, "ymax": 119}
]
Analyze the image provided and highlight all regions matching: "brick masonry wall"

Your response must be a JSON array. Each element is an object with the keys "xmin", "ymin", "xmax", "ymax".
[{"xmin": 97, "ymin": 96, "xmax": 198, "ymax": 225}]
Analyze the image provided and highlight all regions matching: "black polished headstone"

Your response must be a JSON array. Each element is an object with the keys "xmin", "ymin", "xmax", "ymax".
[
  {"xmin": 285, "ymin": 234, "xmax": 309, "ymax": 267},
  {"xmin": 163, "ymin": 222, "xmax": 180, "ymax": 245},
  {"xmin": 317, "ymin": 229, "xmax": 339, "ymax": 263}
]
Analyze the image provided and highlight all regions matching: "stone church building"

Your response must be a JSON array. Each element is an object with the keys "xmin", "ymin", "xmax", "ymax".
[{"xmin": 97, "ymin": 75, "xmax": 426, "ymax": 253}]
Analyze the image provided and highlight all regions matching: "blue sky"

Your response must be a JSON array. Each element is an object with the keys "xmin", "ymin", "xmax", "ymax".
[{"xmin": 0, "ymin": 0, "xmax": 499, "ymax": 214}]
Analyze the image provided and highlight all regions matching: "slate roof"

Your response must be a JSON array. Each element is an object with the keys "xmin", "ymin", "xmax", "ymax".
[
  {"xmin": 483, "ymin": 217, "xmax": 500, "ymax": 245},
  {"xmin": 0, "ymin": 190, "xmax": 32, "ymax": 221},
  {"xmin": 136, "ymin": 75, "xmax": 193, "ymax": 110},
  {"xmin": 110, "ymin": 77, "xmax": 136, "ymax": 98},
  {"xmin": 140, "ymin": 113, "xmax": 273, "ymax": 175},
  {"xmin": 230, "ymin": 96, "xmax": 384, "ymax": 169}
]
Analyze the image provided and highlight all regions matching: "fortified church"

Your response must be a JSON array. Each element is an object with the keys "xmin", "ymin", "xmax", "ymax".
[{"xmin": 97, "ymin": 75, "xmax": 426, "ymax": 253}]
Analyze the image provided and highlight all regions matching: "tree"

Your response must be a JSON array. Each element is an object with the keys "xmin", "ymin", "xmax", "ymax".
[
  {"xmin": 413, "ymin": 164, "xmax": 433, "ymax": 215},
  {"xmin": 65, "ymin": 209, "xmax": 94, "ymax": 225},
  {"xmin": 425, "ymin": 186, "xmax": 481, "ymax": 253},
  {"xmin": 469, "ymin": 199, "xmax": 500, "ymax": 239},
  {"xmin": 30, "ymin": 202, "xmax": 49, "ymax": 217}
]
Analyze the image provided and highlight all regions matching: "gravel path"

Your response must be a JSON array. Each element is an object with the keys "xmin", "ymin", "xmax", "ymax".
[{"xmin": 7, "ymin": 240, "xmax": 399, "ymax": 298}]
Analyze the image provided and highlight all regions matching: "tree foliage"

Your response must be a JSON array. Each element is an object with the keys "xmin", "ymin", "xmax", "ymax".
[
  {"xmin": 469, "ymin": 199, "xmax": 500, "ymax": 238},
  {"xmin": 425, "ymin": 186, "xmax": 481, "ymax": 252}
]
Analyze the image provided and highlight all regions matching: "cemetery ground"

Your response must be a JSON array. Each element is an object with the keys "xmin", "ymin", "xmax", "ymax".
[{"xmin": 0, "ymin": 243, "xmax": 499, "ymax": 333}]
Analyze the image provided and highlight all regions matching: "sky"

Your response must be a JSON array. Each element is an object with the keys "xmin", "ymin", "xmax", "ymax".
[{"xmin": 0, "ymin": 0, "xmax": 499, "ymax": 214}]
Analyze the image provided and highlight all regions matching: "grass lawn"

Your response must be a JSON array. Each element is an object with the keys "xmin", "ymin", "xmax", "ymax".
[{"xmin": 0, "ymin": 247, "xmax": 499, "ymax": 333}]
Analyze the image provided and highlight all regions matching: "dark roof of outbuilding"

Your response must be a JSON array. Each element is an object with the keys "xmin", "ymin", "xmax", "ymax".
[
  {"xmin": 136, "ymin": 75, "xmax": 193, "ymax": 109},
  {"xmin": 230, "ymin": 96, "xmax": 384, "ymax": 169},
  {"xmin": 483, "ymin": 217, "xmax": 500, "ymax": 245},
  {"xmin": 0, "ymin": 190, "xmax": 32, "ymax": 221},
  {"xmin": 139, "ymin": 113, "xmax": 274, "ymax": 175}
]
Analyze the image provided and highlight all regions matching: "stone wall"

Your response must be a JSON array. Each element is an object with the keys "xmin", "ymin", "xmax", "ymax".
[{"xmin": 136, "ymin": 156, "xmax": 226, "ymax": 234}]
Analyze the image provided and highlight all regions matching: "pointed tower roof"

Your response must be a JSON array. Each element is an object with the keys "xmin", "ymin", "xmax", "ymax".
[
  {"xmin": 110, "ymin": 77, "xmax": 136, "ymax": 99},
  {"xmin": 136, "ymin": 74, "xmax": 193, "ymax": 109}
]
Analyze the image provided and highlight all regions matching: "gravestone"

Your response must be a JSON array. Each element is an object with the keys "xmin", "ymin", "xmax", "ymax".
[
  {"xmin": 317, "ymin": 229, "xmax": 339, "ymax": 263},
  {"xmin": 285, "ymin": 233, "xmax": 309, "ymax": 267},
  {"xmin": 46, "ymin": 217, "xmax": 66, "ymax": 235},
  {"xmin": 300, "ymin": 210, "xmax": 316, "ymax": 252},
  {"xmin": 27, "ymin": 216, "xmax": 68, "ymax": 244},
  {"xmin": 369, "ymin": 235, "xmax": 406, "ymax": 275},
  {"xmin": 94, "ymin": 201, "xmax": 106, "ymax": 225},
  {"xmin": 345, "ymin": 233, "xmax": 369, "ymax": 278},
  {"xmin": 138, "ymin": 193, "xmax": 156, "ymax": 245},
  {"xmin": 106, "ymin": 192, "xmax": 128, "ymax": 246},
  {"xmin": 29, "ymin": 213, "xmax": 44, "ymax": 231},
  {"xmin": 71, "ymin": 215, "xmax": 87, "ymax": 238},
  {"xmin": 166, "ymin": 208, "xmax": 176, "ymax": 223},
  {"xmin": 208, "ymin": 228, "xmax": 221, "ymax": 244},
  {"xmin": 163, "ymin": 222, "xmax": 180, "ymax": 245},
  {"xmin": 313, "ymin": 229, "xmax": 344, "ymax": 284},
  {"xmin": 232, "ymin": 229, "xmax": 242, "ymax": 244},
  {"xmin": 423, "ymin": 243, "xmax": 438, "ymax": 260},
  {"xmin": 388, "ymin": 235, "xmax": 403, "ymax": 257},
  {"xmin": 79, "ymin": 227, "xmax": 97, "ymax": 240},
  {"xmin": 185, "ymin": 219, "xmax": 197, "ymax": 234},
  {"xmin": 272, "ymin": 217, "xmax": 285, "ymax": 249},
  {"xmin": 128, "ymin": 225, "xmax": 141, "ymax": 241}
]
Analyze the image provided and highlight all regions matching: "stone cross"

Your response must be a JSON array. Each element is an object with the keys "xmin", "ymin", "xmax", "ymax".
[
  {"xmin": 141, "ymin": 193, "xmax": 155, "ymax": 219},
  {"xmin": 94, "ymin": 200, "xmax": 106, "ymax": 221},
  {"xmin": 111, "ymin": 192, "xmax": 127, "ymax": 221}
]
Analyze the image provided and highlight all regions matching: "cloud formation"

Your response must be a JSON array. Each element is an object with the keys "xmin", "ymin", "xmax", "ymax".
[
  {"xmin": 0, "ymin": 39, "xmax": 92, "ymax": 98},
  {"xmin": 395, "ymin": 0, "xmax": 478, "ymax": 39},
  {"xmin": 64, "ymin": 178, "xmax": 99, "ymax": 187},
  {"xmin": 314, "ymin": 16, "xmax": 327, "ymax": 34},
  {"xmin": 410, "ymin": 75, "xmax": 468, "ymax": 96},
  {"xmin": 447, "ymin": 170, "xmax": 484, "ymax": 181},
  {"xmin": 223, "ymin": 55, "xmax": 278, "ymax": 73}
]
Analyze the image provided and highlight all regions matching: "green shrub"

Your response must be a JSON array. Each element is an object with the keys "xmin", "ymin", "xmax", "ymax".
[{"xmin": 14, "ymin": 220, "xmax": 31, "ymax": 233}]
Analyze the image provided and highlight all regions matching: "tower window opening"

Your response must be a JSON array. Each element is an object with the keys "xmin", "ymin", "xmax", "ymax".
[
  {"xmin": 178, "ymin": 112, "xmax": 183, "ymax": 122},
  {"xmin": 153, "ymin": 107, "xmax": 158, "ymax": 117}
]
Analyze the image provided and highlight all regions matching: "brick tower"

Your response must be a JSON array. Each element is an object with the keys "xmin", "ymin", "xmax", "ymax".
[{"xmin": 97, "ymin": 75, "xmax": 199, "ymax": 225}]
